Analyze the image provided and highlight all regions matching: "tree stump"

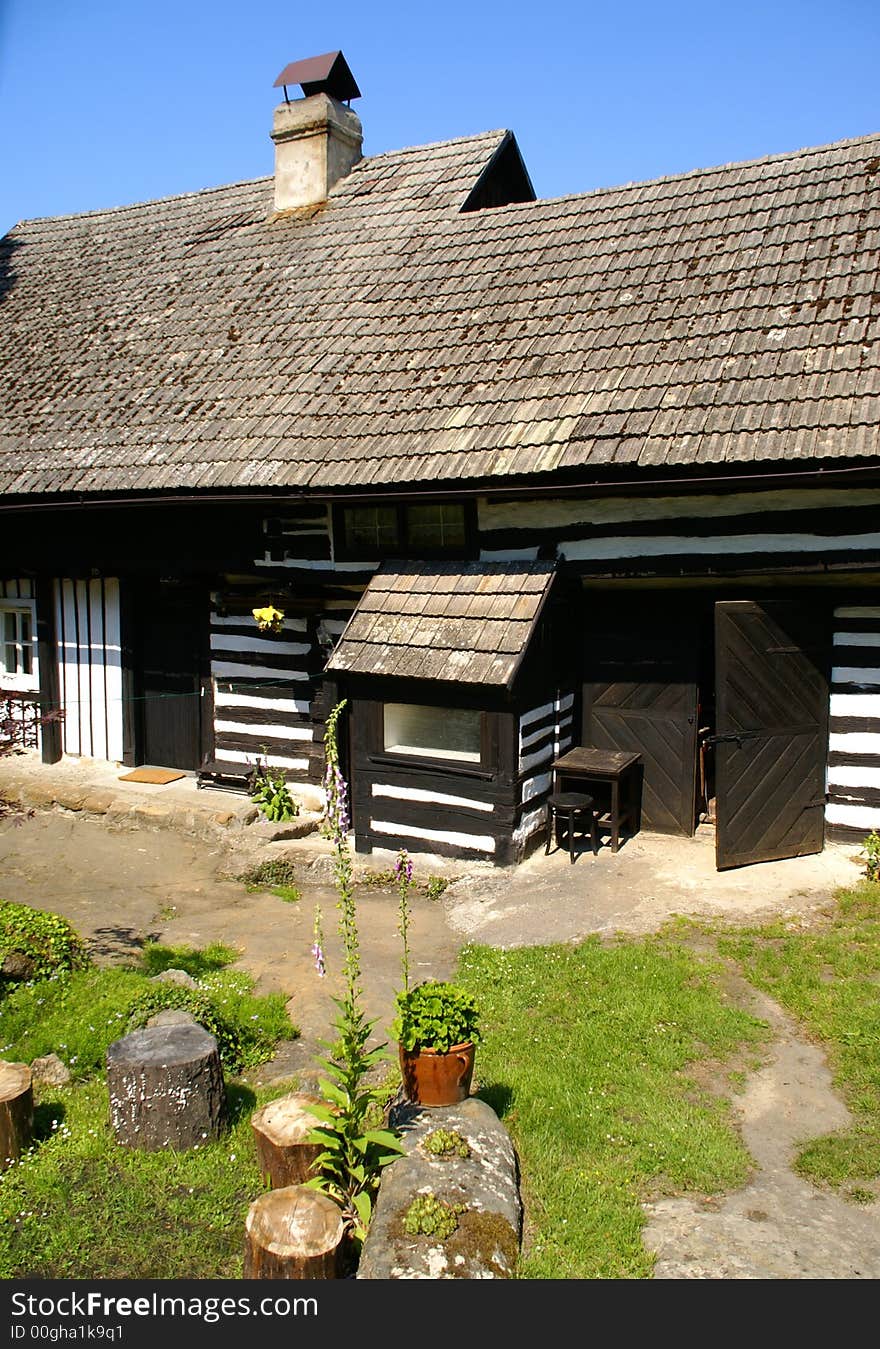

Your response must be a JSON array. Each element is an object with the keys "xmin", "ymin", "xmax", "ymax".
[
  {"xmin": 106, "ymin": 1023, "xmax": 227, "ymax": 1151},
  {"xmin": 251, "ymin": 1093, "xmax": 325, "ymax": 1188},
  {"xmin": 243, "ymin": 1185, "xmax": 345, "ymax": 1279},
  {"xmin": 0, "ymin": 1061, "xmax": 33, "ymax": 1170}
]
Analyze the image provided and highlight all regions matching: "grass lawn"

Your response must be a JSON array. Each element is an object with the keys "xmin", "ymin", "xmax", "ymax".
[
  {"xmin": 0, "ymin": 938, "xmax": 297, "ymax": 1279},
  {"xmin": 3, "ymin": 880, "xmax": 879, "ymax": 1279},
  {"xmin": 458, "ymin": 935, "xmax": 766, "ymax": 1278}
]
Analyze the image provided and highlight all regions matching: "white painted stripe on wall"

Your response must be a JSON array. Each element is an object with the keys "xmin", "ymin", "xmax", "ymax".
[
  {"xmin": 255, "ymin": 557, "xmax": 374, "ymax": 571},
  {"xmin": 214, "ymin": 690, "xmax": 310, "ymax": 715},
  {"xmin": 519, "ymin": 692, "xmax": 574, "ymax": 739},
  {"xmin": 833, "ymin": 632, "xmax": 880, "ymax": 647},
  {"xmin": 827, "ymin": 765, "xmax": 880, "ymax": 789},
  {"xmin": 210, "ymin": 661, "xmax": 308, "ymax": 681},
  {"xmin": 513, "ymin": 805, "xmax": 546, "ymax": 847},
  {"xmin": 210, "ymin": 614, "xmax": 308, "ymax": 633},
  {"xmin": 370, "ymin": 819, "xmax": 495, "ymax": 853},
  {"xmin": 835, "ymin": 607, "xmax": 880, "ymax": 619},
  {"xmin": 480, "ymin": 547, "xmax": 540, "ymax": 562},
  {"xmin": 832, "ymin": 667, "xmax": 880, "ymax": 685},
  {"xmin": 214, "ymin": 719, "xmax": 313, "ymax": 742},
  {"xmin": 521, "ymin": 771, "xmax": 552, "ymax": 803},
  {"xmin": 519, "ymin": 743, "xmax": 555, "ymax": 775},
  {"xmin": 209, "ymin": 633, "xmax": 311, "ymax": 656},
  {"xmin": 520, "ymin": 716, "xmax": 573, "ymax": 753},
  {"xmin": 826, "ymin": 802, "xmax": 880, "ymax": 828},
  {"xmin": 830, "ymin": 694, "xmax": 880, "ymax": 718},
  {"xmin": 520, "ymin": 720, "xmax": 555, "ymax": 751},
  {"xmin": 481, "ymin": 486, "xmax": 880, "ymax": 532},
  {"xmin": 562, "ymin": 531, "xmax": 880, "ymax": 563},
  {"xmin": 371, "ymin": 783, "xmax": 494, "ymax": 812},
  {"xmin": 829, "ymin": 732, "xmax": 880, "ymax": 754},
  {"xmin": 215, "ymin": 748, "xmax": 310, "ymax": 772},
  {"xmin": 520, "ymin": 699, "xmax": 554, "ymax": 732}
]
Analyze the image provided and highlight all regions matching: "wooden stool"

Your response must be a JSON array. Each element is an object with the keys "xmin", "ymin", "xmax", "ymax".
[{"xmin": 545, "ymin": 791, "xmax": 597, "ymax": 863}]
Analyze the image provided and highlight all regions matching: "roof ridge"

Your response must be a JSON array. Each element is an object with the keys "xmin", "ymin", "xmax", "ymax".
[
  {"xmin": 10, "ymin": 174, "xmax": 274, "ymax": 230},
  {"xmin": 366, "ymin": 128, "xmax": 508, "ymax": 162},
  {"xmin": 9, "ymin": 129, "xmax": 510, "ymax": 232},
  {"xmin": 508, "ymin": 127, "xmax": 880, "ymax": 214}
]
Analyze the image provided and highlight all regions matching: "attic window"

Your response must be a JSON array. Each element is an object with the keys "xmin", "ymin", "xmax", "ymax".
[{"xmin": 337, "ymin": 501, "xmax": 472, "ymax": 559}]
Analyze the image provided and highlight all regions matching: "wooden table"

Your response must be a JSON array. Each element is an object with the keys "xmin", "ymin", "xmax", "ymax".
[{"xmin": 551, "ymin": 747, "xmax": 642, "ymax": 853}]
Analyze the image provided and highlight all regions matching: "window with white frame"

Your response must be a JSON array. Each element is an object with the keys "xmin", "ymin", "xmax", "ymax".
[{"xmin": 0, "ymin": 602, "xmax": 38, "ymax": 690}]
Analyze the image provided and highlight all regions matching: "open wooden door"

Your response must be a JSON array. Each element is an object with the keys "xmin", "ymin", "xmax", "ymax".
[
  {"xmin": 583, "ymin": 600, "xmax": 699, "ymax": 835},
  {"xmin": 714, "ymin": 600, "xmax": 828, "ymax": 870}
]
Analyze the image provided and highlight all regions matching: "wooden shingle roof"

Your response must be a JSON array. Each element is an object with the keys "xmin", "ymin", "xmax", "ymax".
[
  {"xmin": 325, "ymin": 561, "xmax": 556, "ymax": 687},
  {"xmin": 1, "ymin": 127, "xmax": 879, "ymax": 497}
]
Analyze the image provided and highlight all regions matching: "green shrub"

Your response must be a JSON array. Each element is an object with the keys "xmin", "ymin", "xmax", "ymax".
[
  {"xmin": 249, "ymin": 762, "xmax": 299, "ymax": 823},
  {"xmin": 0, "ymin": 902, "xmax": 90, "ymax": 979},
  {"xmin": 126, "ymin": 971, "xmax": 294, "ymax": 1073},
  {"xmin": 863, "ymin": 830, "xmax": 880, "ymax": 882},
  {"xmin": 0, "ymin": 964, "xmax": 295, "ymax": 1081},
  {"xmin": 239, "ymin": 858, "xmax": 300, "ymax": 891},
  {"xmin": 139, "ymin": 941, "xmax": 239, "ymax": 979}
]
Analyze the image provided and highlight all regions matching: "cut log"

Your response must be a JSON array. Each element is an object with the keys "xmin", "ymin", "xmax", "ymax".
[
  {"xmin": 0, "ymin": 1061, "xmax": 33, "ymax": 1170},
  {"xmin": 251, "ymin": 1093, "xmax": 325, "ymax": 1188},
  {"xmin": 106, "ymin": 1023, "xmax": 227, "ymax": 1151},
  {"xmin": 243, "ymin": 1185, "xmax": 345, "ymax": 1279}
]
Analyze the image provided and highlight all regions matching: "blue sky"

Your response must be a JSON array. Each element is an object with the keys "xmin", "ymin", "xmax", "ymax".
[{"xmin": 0, "ymin": 0, "xmax": 878, "ymax": 235}]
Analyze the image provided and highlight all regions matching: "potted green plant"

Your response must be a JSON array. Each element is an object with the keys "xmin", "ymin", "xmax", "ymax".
[{"xmin": 390, "ymin": 980, "xmax": 481, "ymax": 1107}]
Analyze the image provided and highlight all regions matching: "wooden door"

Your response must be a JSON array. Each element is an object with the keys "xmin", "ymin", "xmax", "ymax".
[
  {"xmin": 138, "ymin": 582, "xmax": 206, "ymax": 770},
  {"xmin": 582, "ymin": 600, "xmax": 699, "ymax": 835},
  {"xmin": 714, "ymin": 600, "xmax": 828, "ymax": 870}
]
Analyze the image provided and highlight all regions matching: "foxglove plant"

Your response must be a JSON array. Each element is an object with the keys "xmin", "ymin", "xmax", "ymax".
[
  {"xmin": 305, "ymin": 700, "xmax": 403, "ymax": 1249},
  {"xmin": 395, "ymin": 847, "xmax": 414, "ymax": 993}
]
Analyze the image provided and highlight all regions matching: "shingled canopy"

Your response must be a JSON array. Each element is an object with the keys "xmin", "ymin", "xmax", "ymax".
[{"xmin": 325, "ymin": 561, "xmax": 557, "ymax": 688}]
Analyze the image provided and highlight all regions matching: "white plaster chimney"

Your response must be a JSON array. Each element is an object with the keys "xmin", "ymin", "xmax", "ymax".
[{"xmin": 270, "ymin": 52, "xmax": 363, "ymax": 211}]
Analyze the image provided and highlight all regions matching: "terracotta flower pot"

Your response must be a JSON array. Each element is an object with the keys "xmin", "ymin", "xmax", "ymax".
[{"xmin": 398, "ymin": 1041, "xmax": 475, "ymax": 1107}]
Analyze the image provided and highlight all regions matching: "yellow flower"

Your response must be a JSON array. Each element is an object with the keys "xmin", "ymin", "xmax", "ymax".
[{"xmin": 252, "ymin": 605, "xmax": 284, "ymax": 633}]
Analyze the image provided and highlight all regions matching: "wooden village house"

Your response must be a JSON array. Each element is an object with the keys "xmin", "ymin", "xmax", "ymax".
[{"xmin": 1, "ymin": 52, "xmax": 879, "ymax": 870}]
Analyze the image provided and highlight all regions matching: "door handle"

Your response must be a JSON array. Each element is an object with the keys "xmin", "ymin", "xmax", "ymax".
[{"xmin": 703, "ymin": 730, "xmax": 762, "ymax": 746}]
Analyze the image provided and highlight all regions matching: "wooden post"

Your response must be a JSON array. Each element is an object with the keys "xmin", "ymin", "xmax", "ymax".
[
  {"xmin": 250, "ymin": 1093, "xmax": 325, "ymax": 1188},
  {"xmin": 243, "ymin": 1185, "xmax": 345, "ymax": 1279},
  {"xmin": 0, "ymin": 1061, "xmax": 34, "ymax": 1169},
  {"xmin": 35, "ymin": 578, "xmax": 62, "ymax": 764}
]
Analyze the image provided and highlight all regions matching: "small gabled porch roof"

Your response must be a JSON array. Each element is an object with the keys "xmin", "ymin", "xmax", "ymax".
[{"xmin": 324, "ymin": 560, "xmax": 557, "ymax": 689}]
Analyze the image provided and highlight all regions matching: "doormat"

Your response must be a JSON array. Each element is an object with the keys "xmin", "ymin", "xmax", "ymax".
[{"xmin": 118, "ymin": 768, "xmax": 186, "ymax": 785}]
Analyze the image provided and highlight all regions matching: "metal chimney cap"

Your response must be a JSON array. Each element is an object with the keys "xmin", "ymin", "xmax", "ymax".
[{"xmin": 273, "ymin": 50, "xmax": 361, "ymax": 102}]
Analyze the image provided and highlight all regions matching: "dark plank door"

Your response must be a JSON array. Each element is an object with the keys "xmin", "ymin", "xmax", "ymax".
[
  {"xmin": 582, "ymin": 601, "xmax": 699, "ymax": 835},
  {"xmin": 138, "ymin": 582, "xmax": 206, "ymax": 771},
  {"xmin": 714, "ymin": 600, "xmax": 828, "ymax": 870}
]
